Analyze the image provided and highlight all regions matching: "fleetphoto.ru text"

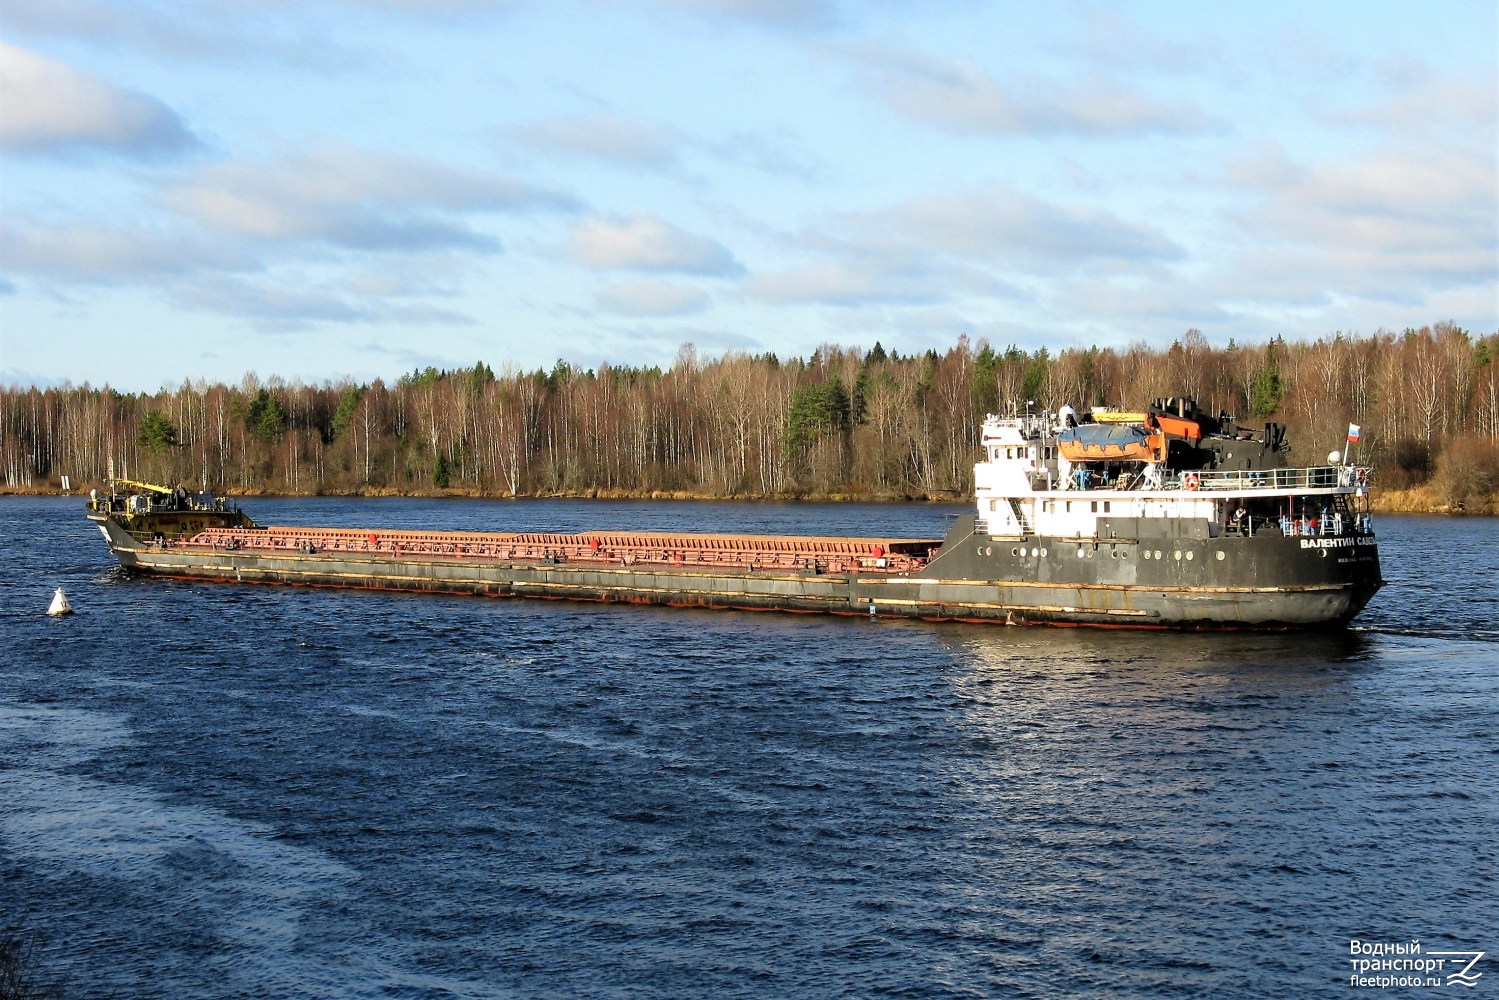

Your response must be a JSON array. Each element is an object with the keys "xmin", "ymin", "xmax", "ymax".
[{"xmin": 1349, "ymin": 940, "xmax": 1485, "ymax": 989}]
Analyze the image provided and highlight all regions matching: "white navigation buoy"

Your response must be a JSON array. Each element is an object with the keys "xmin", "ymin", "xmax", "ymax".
[{"xmin": 47, "ymin": 587, "xmax": 73, "ymax": 616}]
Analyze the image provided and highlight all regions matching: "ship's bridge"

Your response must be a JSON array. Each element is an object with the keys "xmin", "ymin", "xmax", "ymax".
[{"xmin": 977, "ymin": 413, "xmax": 1061, "ymax": 495}]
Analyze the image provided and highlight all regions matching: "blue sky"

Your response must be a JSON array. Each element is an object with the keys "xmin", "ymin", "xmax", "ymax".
[{"xmin": 1, "ymin": 0, "xmax": 1494, "ymax": 393}]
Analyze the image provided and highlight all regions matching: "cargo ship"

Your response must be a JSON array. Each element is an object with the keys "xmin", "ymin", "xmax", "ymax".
[{"xmin": 86, "ymin": 399, "xmax": 1383, "ymax": 628}]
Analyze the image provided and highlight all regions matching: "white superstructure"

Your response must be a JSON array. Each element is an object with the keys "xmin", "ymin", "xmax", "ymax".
[{"xmin": 972, "ymin": 411, "xmax": 1372, "ymax": 542}]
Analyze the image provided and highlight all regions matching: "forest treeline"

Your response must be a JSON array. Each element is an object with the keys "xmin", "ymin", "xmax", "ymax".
[{"xmin": 3, "ymin": 324, "xmax": 1497, "ymax": 509}]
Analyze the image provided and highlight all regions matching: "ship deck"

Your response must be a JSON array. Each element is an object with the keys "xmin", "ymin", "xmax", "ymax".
[{"xmin": 174, "ymin": 526, "xmax": 941, "ymax": 575}]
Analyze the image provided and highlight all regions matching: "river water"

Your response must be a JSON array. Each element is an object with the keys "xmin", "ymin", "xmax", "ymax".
[{"xmin": 1, "ymin": 496, "xmax": 1495, "ymax": 998}]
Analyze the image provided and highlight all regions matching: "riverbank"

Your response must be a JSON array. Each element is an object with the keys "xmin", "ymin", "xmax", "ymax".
[
  {"xmin": 1367, "ymin": 484, "xmax": 1496, "ymax": 515},
  {"xmin": 4, "ymin": 481, "xmax": 1492, "ymax": 513},
  {"xmin": 0, "ymin": 481, "xmax": 950, "ymax": 503}
]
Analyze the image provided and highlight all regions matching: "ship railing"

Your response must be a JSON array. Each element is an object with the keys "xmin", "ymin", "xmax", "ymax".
[
  {"xmin": 1280, "ymin": 514, "xmax": 1342, "ymax": 537},
  {"xmin": 1275, "ymin": 512, "xmax": 1373, "ymax": 537},
  {"xmin": 1228, "ymin": 511, "xmax": 1372, "ymax": 539},
  {"xmin": 983, "ymin": 412, "xmax": 1051, "ymax": 441},
  {"xmin": 1173, "ymin": 465, "xmax": 1372, "ymax": 492}
]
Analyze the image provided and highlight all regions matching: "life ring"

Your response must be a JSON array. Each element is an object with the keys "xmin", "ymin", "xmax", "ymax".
[{"xmin": 1183, "ymin": 472, "xmax": 1201, "ymax": 491}]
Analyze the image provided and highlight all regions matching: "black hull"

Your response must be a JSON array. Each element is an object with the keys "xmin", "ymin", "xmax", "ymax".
[{"xmin": 91, "ymin": 513, "xmax": 1382, "ymax": 629}]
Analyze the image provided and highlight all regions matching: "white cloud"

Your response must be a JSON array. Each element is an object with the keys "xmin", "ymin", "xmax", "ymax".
[
  {"xmin": 0, "ymin": 0, "xmax": 229, "ymax": 58},
  {"xmin": 747, "ymin": 261, "xmax": 937, "ymax": 306},
  {"xmin": 1, "ymin": 0, "xmax": 506, "ymax": 66},
  {"xmin": 1332, "ymin": 69, "xmax": 1496, "ymax": 137},
  {"xmin": 173, "ymin": 273, "xmax": 477, "ymax": 330},
  {"xmin": 860, "ymin": 49, "xmax": 1210, "ymax": 137},
  {"xmin": 876, "ymin": 187, "xmax": 1184, "ymax": 265},
  {"xmin": 703, "ymin": 126, "xmax": 822, "ymax": 180},
  {"xmin": 565, "ymin": 214, "xmax": 742, "ymax": 274},
  {"xmin": 653, "ymin": 0, "xmax": 837, "ymax": 29},
  {"xmin": 595, "ymin": 279, "xmax": 710, "ymax": 316},
  {"xmin": 165, "ymin": 144, "xmax": 576, "ymax": 251},
  {"xmin": 177, "ymin": 276, "xmax": 374, "ymax": 326},
  {"xmin": 748, "ymin": 184, "xmax": 1181, "ymax": 308},
  {"xmin": 1067, "ymin": 9, "xmax": 1210, "ymax": 76},
  {"xmin": 1222, "ymin": 141, "xmax": 1495, "ymax": 298},
  {"xmin": 2, "ymin": 142, "xmax": 577, "ymax": 333},
  {"xmin": 513, "ymin": 113, "xmax": 822, "ymax": 182},
  {"xmin": 0, "ymin": 42, "xmax": 197, "ymax": 158},
  {"xmin": 337, "ymin": 0, "xmax": 517, "ymax": 13},
  {"xmin": 1, "ymin": 366, "xmax": 70, "ymax": 389},
  {"xmin": 0, "ymin": 221, "xmax": 249, "ymax": 281},
  {"xmin": 511, "ymin": 113, "xmax": 679, "ymax": 168}
]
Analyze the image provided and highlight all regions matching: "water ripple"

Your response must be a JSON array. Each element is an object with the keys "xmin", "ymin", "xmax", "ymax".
[{"xmin": 2, "ymin": 498, "xmax": 1495, "ymax": 997}]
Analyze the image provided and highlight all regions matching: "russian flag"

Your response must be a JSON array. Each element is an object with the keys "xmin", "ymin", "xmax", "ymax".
[{"xmin": 1347, "ymin": 423, "xmax": 1361, "ymax": 442}]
